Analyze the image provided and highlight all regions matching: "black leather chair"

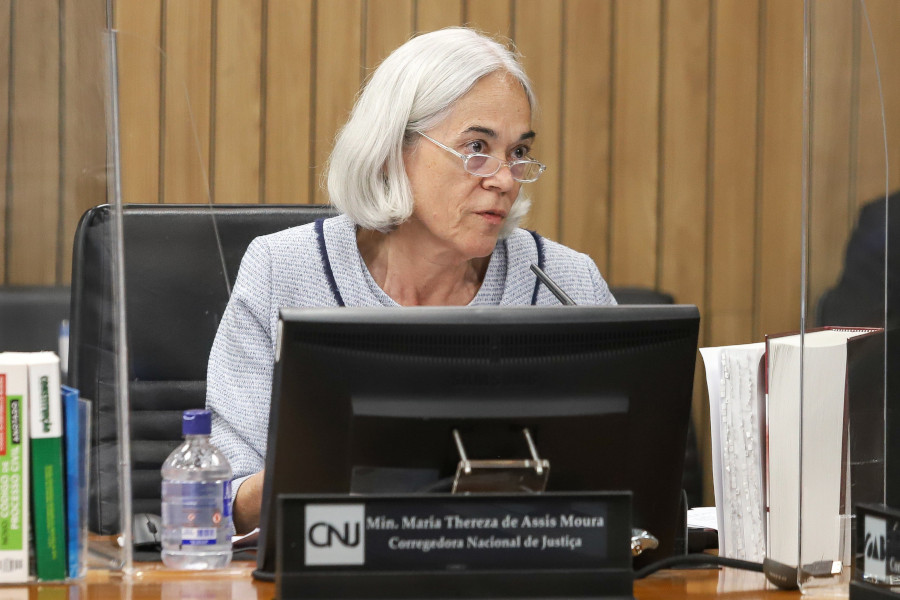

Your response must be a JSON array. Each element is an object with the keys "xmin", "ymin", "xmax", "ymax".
[
  {"xmin": 68, "ymin": 203, "xmax": 336, "ymax": 534},
  {"xmin": 608, "ymin": 286, "xmax": 675, "ymax": 306}
]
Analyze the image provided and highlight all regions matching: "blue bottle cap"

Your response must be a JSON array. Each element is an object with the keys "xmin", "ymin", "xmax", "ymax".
[{"xmin": 183, "ymin": 409, "xmax": 212, "ymax": 435}]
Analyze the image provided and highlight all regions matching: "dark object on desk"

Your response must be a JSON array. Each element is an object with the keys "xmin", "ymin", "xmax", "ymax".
[
  {"xmin": 68, "ymin": 203, "xmax": 337, "ymax": 535},
  {"xmin": 633, "ymin": 554, "xmax": 763, "ymax": 579},
  {"xmin": 0, "ymin": 285, "xmax": 69, "ymax": 352},
  {"xmin": 686, "ymin": 527, "xmax": 718, "ymax": 553},
  {"xmin": 132, "ymin": 512, "xmax": 162, "ymax": 550},
  {"xmin": 256, "ymin": 304, "xmax": 701, "ymax": 576},
  {"xmin": 850, "ymin": 504, "xmax": 900, "ymax": 599},
  {"xmin": 851, "ymin": 581, "xmax": 900, "ymax": 600},
  {"xmin": 608, "ymin": 286, "xmax": 702, "ymax": 511}
]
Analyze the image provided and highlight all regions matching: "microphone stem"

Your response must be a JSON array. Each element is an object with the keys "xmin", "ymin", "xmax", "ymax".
[{"xmin": 530, "ymin": 264, "xmax": 576, "ymax": 306}]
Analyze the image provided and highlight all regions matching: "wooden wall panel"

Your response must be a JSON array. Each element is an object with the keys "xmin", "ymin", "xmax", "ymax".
[
  {"xmin": 0, "ymin": 0, "xmax": 9, "ymax": 283},
  {"xmin": 514, "ymin": 0, "xmax": 563, "ymax": 239},
  {"xmin": 116, "ymin": 0, "xmax": 162, "ymax": 207},
  {"xmin": 8, "ymin": 0, "xmax": 59, "ymax": 285},
  {"xmin": 757, "ymin": 0, "xmax": 803, "ymax": 338},
  {"xmin": 416, "ymin": 0, "xmax": 463, "ymax": 32},
  {"xmin": 608, "ymin": 0, "xmax": 661, "ymax": 287},
  {"xmin": 61, "ymin": 0, "xmax": 107, "ymax": 283},
  {"xmin": 808, "ymin": 0, "xmax": 855, "ymax": 311},
  {"xmin": 312, "ymin": 0, "xmax": 363, "ymax": 205},
  {"xmin": 465, "ymin": 0, "xmax": 513, "ymax": 39},
  {"xmin": 212, "ymin": 1, "xmax": 263, "ymax": 205},
  {"xmin": 659, "ymin": 0, "xmax": 710, "ymax": 311},
  {"xmin": 707, "ymin": 0, "xmax": 760, "ymax": 346},
  {"xmin": 660, "ymin": 0, "xmax": 712, "ymax": 505},
  {"xmin": 264, "ymin": 0, "xmax": 313, "ymax": 205},
  {"xmin": 365, "ymin": 0, "xmax": 414, "ymax": 71},
  {"xmin": 560, "ymin": 0, "xmax": 612, "ymax": 272},
  {"xmin": 161, "ymin": 0, "xmax": 213, "ymax": 205},
  {"xmin": 855, "ymin": 0, "xmax": 900, "ymax": 207}
]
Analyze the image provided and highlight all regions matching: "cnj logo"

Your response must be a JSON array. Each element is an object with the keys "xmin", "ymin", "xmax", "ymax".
[
  {"xmin": 304, "ymin": 504, "xmax": 365, "ymax": 566},
  {"xmin": 864, "ymin": 515, "xmax": 887, "ymax": 580}
]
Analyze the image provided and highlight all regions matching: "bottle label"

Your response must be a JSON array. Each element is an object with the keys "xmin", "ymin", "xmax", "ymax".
[
  {"xmin": 180, "ymin": 528, "xmax": 218, "ymax": 546},
  {"xmin": 162, "ymin": 480, "xmax": 232, "ymax": 547}
]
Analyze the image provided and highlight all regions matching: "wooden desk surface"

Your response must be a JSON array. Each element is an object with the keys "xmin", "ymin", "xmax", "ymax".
[{"xmin": 5, "ymin": 562, "xmax": 821, "ymax": 599}]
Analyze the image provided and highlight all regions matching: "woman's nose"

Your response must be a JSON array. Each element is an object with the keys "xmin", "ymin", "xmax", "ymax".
[{"xmin": 482, "ymin": 163, "xmax": 517, "ymax": 192}]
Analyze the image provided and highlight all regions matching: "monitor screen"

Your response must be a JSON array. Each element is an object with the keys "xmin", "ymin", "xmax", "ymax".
[{"xmin": 256, "ymin": 304, "xmax": 700, "ymax": 575}]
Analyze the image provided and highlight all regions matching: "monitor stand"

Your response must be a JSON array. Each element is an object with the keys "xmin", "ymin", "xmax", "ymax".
[{"xmin": 451, "ymin": 428, "xmax": 550, "ymax": 494}]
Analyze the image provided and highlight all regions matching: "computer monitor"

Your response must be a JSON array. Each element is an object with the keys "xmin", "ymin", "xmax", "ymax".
[{"xmin": 256, "ymin": 304, "xmax": 701, "ymax": 576}]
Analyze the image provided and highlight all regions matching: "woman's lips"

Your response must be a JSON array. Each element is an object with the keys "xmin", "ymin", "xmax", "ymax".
[{"xmin": 476, "ymin": 210, "xmax": 506, "ymax": 225}]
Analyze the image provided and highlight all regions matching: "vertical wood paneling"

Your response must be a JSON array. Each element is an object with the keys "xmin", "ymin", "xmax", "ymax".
[
  {"xmin": 707, "ymin": 0, "xmax": 760, "ymax": 346},
  {"xmin": 213, "ymin": 1, "xmax": 262, "ymax": 205},
  {"xmin": 872, "ymin": 0, "xmax": 900, "ymax": 197},
  {"xmin": 365, "ymin": 0, "xmax": 414, "ymax": 71},
  {"xmin": 61, "ymin": 0, "xmax": 107, "ymax": 283},
  {"xmin": 8, "ymin": 0, "xmax": 59, "ymax": 285},
  {"xmin": 465, "ymin": 0, "xmax": 512, "ymax": 39},
  {"xmin": 313, "ymin": 0, "xmax": 363, "ymax": 205},
  {"xmin": 608, "ymin": 0, "xmax": 661, "ymax": 287},
  {"xmin": 855, "ymin": 0, "xmax": 900, "ymax": 206},
  {"xmin": 162, "ymin": 0, "xmax": 212, "ymax": 205},
  {"xmin": 660, "ymin": 0, "xmax": 712, "ymax": 507},
  {"xmin": 116, "ymin": 0, "xmax": 162, "ymax": 206},
  {"xmin": 264, "ymin": 0, "xmax": 313, "ymax": 205},
  {"xmin": 415, "ymin": 0, "xmax": 462, "ymax": 33},
  {"xmin": 660, "ymin": 0, "xmax": 710, "ymax": 312},
  {"xmin": 757, "ymin": 0, "xmax": 803, "ymax": 338},
  {"xmin": 514, "ymin": 0, "xmax": 562, "ymax": 239},
  {"xmin": 560, "ymin": 0, "xmax": 612, "ymax": 271},
  {"xmin": 0, "ymin": 0, "xmax": 10, "ymax": 283},
  {"xmin": 808, "ymin": 0, "xmax": 855, "ymax": 313}
]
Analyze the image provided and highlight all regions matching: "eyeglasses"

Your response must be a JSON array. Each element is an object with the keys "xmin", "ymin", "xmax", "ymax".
[{"xmin": 418, "ymin": 133, "xmax": 547, "ymax": 183}]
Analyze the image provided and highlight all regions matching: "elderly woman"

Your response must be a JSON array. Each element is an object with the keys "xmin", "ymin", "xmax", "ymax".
[{"xmin": 207, "ymin": 27, "xmax": 616, "ymax": 532}]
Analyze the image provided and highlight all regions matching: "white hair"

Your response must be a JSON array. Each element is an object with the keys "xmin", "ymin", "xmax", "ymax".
[{"xmin": 326, "ymin": 27, "xmax": 536, "ymax": 237}]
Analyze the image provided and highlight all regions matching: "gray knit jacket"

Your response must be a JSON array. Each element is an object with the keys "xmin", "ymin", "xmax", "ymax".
[{"xmin": 206, "ymin": 214, "xmax": 616, "ymax": 493}]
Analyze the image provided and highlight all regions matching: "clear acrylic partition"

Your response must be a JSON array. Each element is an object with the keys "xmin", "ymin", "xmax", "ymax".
[
  {"xmin": 0, "ymin": 1, "xmax": 125, "ymax": 580},
  {"xmin": 101, "ymin": 27, "xmax": 133, "ymax": 575},
  {"xmin": 802, "ymin": 0, "xmax": 893, "ymax": 593},
  {"xmin": 104, "ymin": 20, "xmax": 249, "ymax": 581}
]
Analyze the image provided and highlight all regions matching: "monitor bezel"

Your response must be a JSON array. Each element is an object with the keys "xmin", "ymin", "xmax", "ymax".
[{"xmin": 254, "ymin": 304, "xmax": 701, "ymax": 576}]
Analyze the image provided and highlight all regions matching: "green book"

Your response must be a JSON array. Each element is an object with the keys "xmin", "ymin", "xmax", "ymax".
[
  {"xmin": 5, "ymin": 352, "xmax": 66, "ymax": 581},
  {"xmin": 0, "ymin": 356, "xmax": 30, "ymax": 583}
]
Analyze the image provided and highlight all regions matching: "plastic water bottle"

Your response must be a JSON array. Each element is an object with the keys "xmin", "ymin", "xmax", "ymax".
[{"xmin": 160, "ymin": 409, "xmax": 233, "ymax": 569}]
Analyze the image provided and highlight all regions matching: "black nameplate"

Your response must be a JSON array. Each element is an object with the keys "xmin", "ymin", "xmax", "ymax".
[
  {"xmin": 275, "ymin": 491, "xmax": 633, "ymax": 599},
  {"xmin": 852, "ymin": 504, "xmax": 900, "ymax": 599}
]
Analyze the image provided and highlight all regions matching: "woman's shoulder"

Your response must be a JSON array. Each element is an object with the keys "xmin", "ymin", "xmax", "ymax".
[
  {"xmin": 505, "ymin": 228, "xmax": 592, "ymax": 267},
  {"xmin": 249, "ymin": 214, "xmax": 349, "ymax": 254},
  {"xmin": 233, "ymin": 215, "xmax": 351, "ymax": 307},
  {"xmin": 254, "ymin": 215, "xmax": 327, "ymax": 245},
  {"xmin": 505, "ymin": 228, "xmax": 616, "ymax": 305}
]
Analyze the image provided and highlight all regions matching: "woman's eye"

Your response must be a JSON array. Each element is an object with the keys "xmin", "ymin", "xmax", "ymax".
[
  {"xmin": 512, "ymin": 146, "xmax": 529, "ymax": 160},
  {"xmin": 466, "ymin": 140, "xmax": 485, "ymax": 154}
]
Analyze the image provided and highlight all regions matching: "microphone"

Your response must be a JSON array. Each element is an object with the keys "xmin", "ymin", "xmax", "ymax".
[{"xmin": 530, "ymin": 264, "xmax": 576, "ymax": 306}]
